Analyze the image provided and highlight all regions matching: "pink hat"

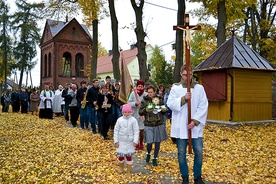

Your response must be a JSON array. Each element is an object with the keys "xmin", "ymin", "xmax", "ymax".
[{"xmin": 122, "ymin": 104, "xmax": 132, "ymax": 113}]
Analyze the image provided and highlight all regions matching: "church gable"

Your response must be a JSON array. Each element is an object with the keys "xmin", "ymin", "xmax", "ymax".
[
  {"xmin": 54, "ymin": 19, "xmax": 92, "ymax": 43},
  {"xmin": 41, "ymin": 22, "xmax": 54, "ymax": 45}
]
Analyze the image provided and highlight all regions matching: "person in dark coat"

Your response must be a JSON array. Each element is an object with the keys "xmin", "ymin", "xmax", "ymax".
[
  {"xmin": 19, "ymin": 89, "xmax": 29, "ymax": 113},
  {"xmin": 68, "ymin": 84, "xmax": 79, "ymax": 127},
  {"xmin": 1, "ymin": 93, "xmax": 4, "ymax": 112},
  {"xmin": 11, "ymin": 88, "xmax": 21, "ymax": 112},
  {"xmin": 62, "ymin": 83, "xmax": 71, "ymax": 122},
  {"xmin": 97, "ymin": 84, "xmax": 113, "ymax": 140},
  {"xmin": 86, "ymin": 79, "xmax": 100, "ymax": 133},
  {"xmin": 76, "ymin": 80, "xmax": 89, "ymax": 129}
]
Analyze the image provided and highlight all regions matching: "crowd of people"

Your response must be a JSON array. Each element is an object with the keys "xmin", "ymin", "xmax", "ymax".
[
  {"xmin": 1, "ymin": 87, "xmax": 40, "ymax": 114},
  {"xmin": 1, "ymin": 65, "xmax": 208, "ymax": 184}
]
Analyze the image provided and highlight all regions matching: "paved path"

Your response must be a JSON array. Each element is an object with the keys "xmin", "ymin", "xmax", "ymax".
[
  {"xmin": 131, "ymin": 152, "xmax": 225, "ymax": 184},
  {"xmin": 62, "ymin": 117, "xmax": 227, "ymax": 184}
]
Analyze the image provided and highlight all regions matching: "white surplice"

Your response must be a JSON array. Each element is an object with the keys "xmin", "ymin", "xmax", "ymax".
[
  {"xmin": 52, "ymin": 89, "xmax": 64, "ymax": 113},
  {"xmin": 40, "ymin": 90, "xmax": 55, "ymax": 109},
  {"xmin": 167, "ymin": 84, "xmax": 208, "ymax": 139}
]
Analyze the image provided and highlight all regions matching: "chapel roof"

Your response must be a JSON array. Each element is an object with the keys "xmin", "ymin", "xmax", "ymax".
[
  {"xmin": 46, "ymin": 18, "xmax": 92, "ymax": 39},
  {"xmin": 194, "ymin": 34, "xmax": 275, "ymax": 72}
]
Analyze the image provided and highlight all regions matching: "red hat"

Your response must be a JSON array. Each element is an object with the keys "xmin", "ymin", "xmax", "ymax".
[
  {"xmin": 122, "ymin": 104, "xmax": 132, "ymax": 113},
  {"xmin": 136, "ymin": 80, "xmax": 145, "ymax": 86}
]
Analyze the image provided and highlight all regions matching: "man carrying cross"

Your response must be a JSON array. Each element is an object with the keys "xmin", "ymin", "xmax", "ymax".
[
  {"xmin": 168, "ymin": 15, "xmax": 208, "ymax": 184},
  {"xmin": 167, "ymin": 65, "xmax": 208, "ymax": 184}
]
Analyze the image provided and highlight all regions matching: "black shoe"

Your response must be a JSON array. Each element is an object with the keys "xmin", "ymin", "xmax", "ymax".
[
  {"xmin": 182, "ymin": 177, "xmax": 189, "ymax": 184},
  {"xmin": 194, "ymin": 176, "xmax": 205, "ymax": 184},
  {"xmin": 145, "ymin": 154, "xmax": 150, "ymax": 163},
  {"xmin": 92, "ymin": 130, "xmax": 97, "ymax": 134}
]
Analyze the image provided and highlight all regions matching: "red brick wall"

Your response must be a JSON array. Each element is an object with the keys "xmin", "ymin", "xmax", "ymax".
[{"xmin": 40, "ymin": 19, "xmax": 92, "ymax": 89}]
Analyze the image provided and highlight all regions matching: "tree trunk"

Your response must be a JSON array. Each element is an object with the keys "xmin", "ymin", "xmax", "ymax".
[
  {"xmin": 0, "ymin": 84, "xmax": 3, "ymax": 97},
  {"xmin": 26, "ymin": 71, "xmax": 28, "ymax": 87},
  {"xmin": 250, "ymin": 8, "xmax": 257, "ymax": 51},
  {"xmin": 130, "ymin": 0, "xmax": 150, "ymax": 82},
  {"xmin": 3, "ymin": 21, "xmax": 8, "ymax": 91},
  {"xmin": 30, "ymin": 70, "xmax": 33, "ymax": 88},
  {"xmin": 19, "ymin": 67, "xmax": 24, "ymax": 88},
  {"xmin": 216, "ymin": 0, "xmax": 226, "ymax": 47},
  {"xmin": 174, "ymin": 0, "xmax": 185, "ymax": 83},
  {"xmin": 243, "ymin": 7, "xmax": 250, "ymax": 43},
  {"xmin": 258, "ymin": 1, "xmax": 270, "ymax": 59},
  {"xmin": 91, "ymin": 19, "xmax": 99, "ymax": 83},
  {"xmin": 108, "ymin": 0, "xmax": 120, "ymax": 81}
]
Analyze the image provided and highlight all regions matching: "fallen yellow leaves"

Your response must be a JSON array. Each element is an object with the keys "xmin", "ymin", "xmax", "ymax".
[{"xmin": 0, "ymin": 113, "xmax": 276, "ymax": 183}]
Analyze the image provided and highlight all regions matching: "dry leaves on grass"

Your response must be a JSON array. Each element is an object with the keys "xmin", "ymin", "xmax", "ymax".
[{"xmin": 0, "ymin": 113, "xmax": 276, "ymax": 183}]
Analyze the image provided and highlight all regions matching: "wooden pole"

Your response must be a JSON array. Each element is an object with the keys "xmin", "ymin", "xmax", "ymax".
[
  {"xmin": 184, "ymin": 14, "xmax": 192, "ymax": 154},
  {"xmin": 173, "ymin": 14, "xmax": 201, "ymax": 154}
]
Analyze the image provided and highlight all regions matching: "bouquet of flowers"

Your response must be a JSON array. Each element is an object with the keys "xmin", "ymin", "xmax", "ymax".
[
  {"xmin": 146, "ymin": 103, "xmax": 154, "ymax": 111},
  {"xmin": 161, "ymin": 105, "xmax": 167, "ymax": 111}
]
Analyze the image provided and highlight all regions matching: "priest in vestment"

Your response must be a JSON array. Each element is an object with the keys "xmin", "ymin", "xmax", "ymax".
[
  {"xmin": 52, "ymin": 85, "xmax": 64, "ymax": 115},
  {"xmin": 39, "ymin": 85, "xmax": 55, "ymax": 119}
]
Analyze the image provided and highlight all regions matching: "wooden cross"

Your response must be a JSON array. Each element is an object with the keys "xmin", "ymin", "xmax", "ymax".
[{"xmin": 173, "ymin": 14, "xmax": 201, "ymax": 154}]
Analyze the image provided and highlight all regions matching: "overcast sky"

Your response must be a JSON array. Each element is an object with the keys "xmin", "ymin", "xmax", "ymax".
[{"xmin": 8, "ymin": 0, "xmax": 203, "ymax": 87}]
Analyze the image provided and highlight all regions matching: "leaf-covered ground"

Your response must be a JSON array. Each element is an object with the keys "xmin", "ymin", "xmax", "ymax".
[{"xmin": 0, "ymin": 112, "xmax": 276, "ymax": 183}]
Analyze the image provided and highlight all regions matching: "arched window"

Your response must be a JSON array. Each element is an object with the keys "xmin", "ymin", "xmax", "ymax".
[
  {"xmin": 48, "ymin": 53, "xmax": 52, "ymax": 77},
  {"xmin": 44, "ymin": 54, "xmax": 47, "ymax": 78},
  {"xmin": 62, "ymin": 52, "xmax": 71, "ymax": 77},
  {"xmin": 75, "ymin": 53, "xmax": 84, "ymax": 76}
]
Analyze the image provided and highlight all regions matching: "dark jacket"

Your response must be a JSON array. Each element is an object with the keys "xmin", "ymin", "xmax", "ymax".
[
  {"xmin": 139, "ymin": 95, "xmax": 166, "ymax": 127},
  {"xmin": 1, "ymin": 95, "xmax": 4, "ymax": 105},
  {"xmin": 62, "ymin": 88, "xmax": 71, "ymax": 104},
  {"xmin": 11, "ymin": 91, "xmax": 20, "ymax": 104},
  {"xmin": 76, "ymin": 87, "xmax": 87, "ymax": 108},
  {"xmin": 97, "ymin": 92, "xmax": 113, "ymax": 114},
  {"xmin": 19, "ymin": 92, "xmax": 29, "ymax": 105},
  {"xmin": 86, "ymin": 86, "xmax": 99, "ymax": 107}
]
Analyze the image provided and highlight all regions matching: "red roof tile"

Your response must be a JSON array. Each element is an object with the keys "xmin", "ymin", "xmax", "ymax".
[{"xmin": 97, "ymin": 47, "xmax": 138, "ymax": 74}]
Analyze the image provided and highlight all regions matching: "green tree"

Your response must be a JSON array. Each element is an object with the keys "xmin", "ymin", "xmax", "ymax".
[
  {"xmin": 43, "ymin": 0, "xmax": 79, "ymax": 21},
  {"xmin": 0, "ymin": 0, "xmax": 13, "ymax": 91},
  {"xmin": 86, "ymin": 42, "xmax": 108, "ymax": 81},
  {"xmin": 190, "ymin": 23, "xmax": 217, "ymax": 68},
  {"xmin": 98, "ymin": 42, "xmax": 108, "ymax": 57},
  {"xmin": 243, "ymin": 1, "xmax": 276, "ymax": 62},
  {"xmin": 78, "ymin": 0, "xmax": 105, "ymax": 83},
  {"xmin": 12, "ymin": 0, "xmax": 44, "ymax": 88},
  {"xmin": 189, "ymin": 0, "xmax": 253, "ymax": 46},
  {"xmin": 148, "ymin": 45, "xmax": 174, "ymax": 86},
  {"xmin": 189, "ymin": 0, "xmax": 275, "ymax": 67}
]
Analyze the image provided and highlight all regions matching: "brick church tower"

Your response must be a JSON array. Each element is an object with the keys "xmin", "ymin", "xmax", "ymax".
[{"xmin": 40, "ymin": 18, "xmax": 92, "ymax": 89}]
